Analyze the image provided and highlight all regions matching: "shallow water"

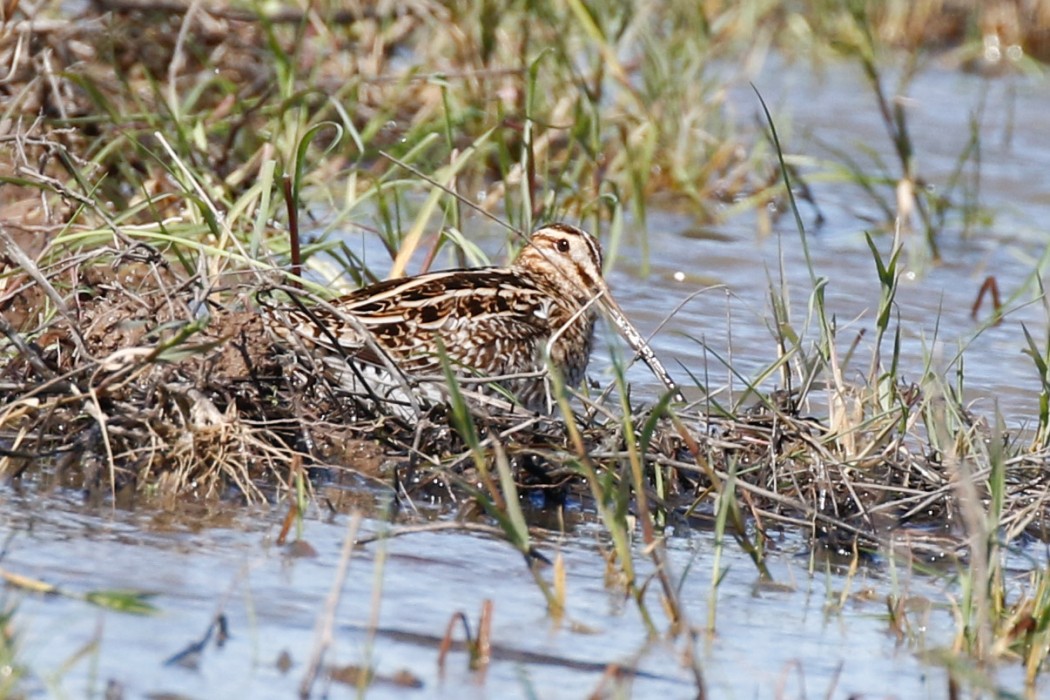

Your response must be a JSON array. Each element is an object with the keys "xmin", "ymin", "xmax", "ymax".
[
  {"xmin": 1, "ymin": 486, "xmax": 991, "ymax": 699},
  {"xmin": 607, "ymin": 60, "xmax": 1050, "ymax": 427},
  {"xmin": 6, "ymin": 58, "xmax": 1050, "ymax": 698}
]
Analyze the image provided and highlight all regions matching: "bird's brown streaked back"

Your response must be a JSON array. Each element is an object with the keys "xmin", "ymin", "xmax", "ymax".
[{"xmin": 271, "ymin": 223, "xmax": 681, "ymax": 416}]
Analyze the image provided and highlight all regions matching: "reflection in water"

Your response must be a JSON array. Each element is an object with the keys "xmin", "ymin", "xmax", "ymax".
[
  {"xmin": 3, "ymin": 60, "xmax": 1048, "ymax": 700},
  {"xmin": 1, "ymin": 486, "xmax": 990, "ymax": 699}
]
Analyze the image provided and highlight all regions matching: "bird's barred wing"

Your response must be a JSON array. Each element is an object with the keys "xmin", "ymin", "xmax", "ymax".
[{"xmin": 262, "ymin": 269, "xmax": 557, "ymax": 378}]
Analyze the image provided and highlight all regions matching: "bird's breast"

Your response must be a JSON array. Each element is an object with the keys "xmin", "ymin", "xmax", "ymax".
[{"xmin": 540, "ymin": 301, "xmax": 597, "ymax": 386}]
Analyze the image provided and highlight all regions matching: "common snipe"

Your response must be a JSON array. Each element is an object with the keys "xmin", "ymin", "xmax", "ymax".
[{"xmin": 271, "ymin": 223, "xmax": 680, "ymax": 416}]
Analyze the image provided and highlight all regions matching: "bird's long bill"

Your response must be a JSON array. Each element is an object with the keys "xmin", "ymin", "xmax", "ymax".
[{"xmin": 594, "ymin": 285, "xmax": 684, "ymax": 403}]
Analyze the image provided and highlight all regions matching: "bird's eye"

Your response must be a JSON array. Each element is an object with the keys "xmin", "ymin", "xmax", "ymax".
[{"xmin": 555, "ymin": 238, "xmax": 570, "ymax": 253}]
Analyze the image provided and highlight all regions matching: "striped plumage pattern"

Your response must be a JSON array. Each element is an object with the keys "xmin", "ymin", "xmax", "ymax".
[{"xmin": 273, "ymin": 223, "xmax": 678, "ymax": 416}]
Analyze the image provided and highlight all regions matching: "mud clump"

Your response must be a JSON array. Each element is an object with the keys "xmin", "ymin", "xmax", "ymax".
[{"xmin": 1, "ymin": 255, "xmax": 296, "ymax": 501}]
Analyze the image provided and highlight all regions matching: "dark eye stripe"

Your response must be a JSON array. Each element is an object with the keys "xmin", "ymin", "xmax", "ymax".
[
  {"xmin": 577, "ymin": 228, "xmax": 603, "ymax": 270},
  {"xmin": 584, "ymin": 232, "xmax": 603, "ymax": 269},
  {"xmin": 574, "ymin": 263, "xmax": 597, "ymax": 292}
]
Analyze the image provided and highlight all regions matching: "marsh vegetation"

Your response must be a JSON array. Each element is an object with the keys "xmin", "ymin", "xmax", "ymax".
[{"xmin": 3, "ymin": 1, "xmax": 1050, "ymax": 697}]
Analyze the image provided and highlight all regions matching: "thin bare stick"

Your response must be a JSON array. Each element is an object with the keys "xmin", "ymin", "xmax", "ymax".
[
  {"xmin": 0, "ymin": 312, "xmax": 55, "ymax": 379},
  {"xmin": 83, "ymin": 384, "xmax": 117, "ymax": 501},
  {"xmin": 166, "ymin": 0, "xmax": 203, "ymax": 115},
  {"xmin": 299, "ymin": 512, "xmax": 363, "ymax": 699},
  {"xmin": 378, "ymin": 150, "xmax": 522, "ymax": 238},
  {"xmin": 0, "ymin": 225, "xmax": 89, "ymax": 358},
  {"xmin": 282, "ymin": 175, "xmax": 302, "ymax": 285}
]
